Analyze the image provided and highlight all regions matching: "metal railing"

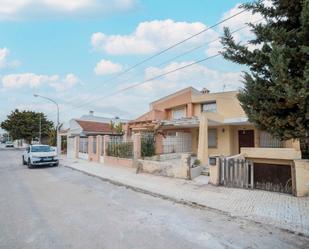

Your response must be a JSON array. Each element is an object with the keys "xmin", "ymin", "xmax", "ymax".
[
  {"xmin": 107, "ymin": 136, "xmax": 133, "ymax": 159},
  {"xmin": 79, "ymin": 137, "xmax": 88, "ymax": 154}
]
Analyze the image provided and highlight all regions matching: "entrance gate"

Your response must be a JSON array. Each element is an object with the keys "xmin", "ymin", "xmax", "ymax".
[{"xmin": 219, "ymin": 157, "xmax": 254, "ymax": 189}]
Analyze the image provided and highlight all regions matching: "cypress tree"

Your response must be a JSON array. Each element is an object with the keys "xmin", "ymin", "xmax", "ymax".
[{"xmin": 221, "ymin": 0, "xmax": 309, "ymax": 159}]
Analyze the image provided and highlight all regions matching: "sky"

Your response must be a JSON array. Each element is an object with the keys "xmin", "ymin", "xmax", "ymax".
[{"xmin": 0, "ymin": 0, "xmax": 261, "ymax": 128}]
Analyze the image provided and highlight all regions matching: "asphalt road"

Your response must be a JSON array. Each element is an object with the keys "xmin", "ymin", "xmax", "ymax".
[{"xmin": 0, "ymin": 148, "xmax": 308, "ymax": 249}]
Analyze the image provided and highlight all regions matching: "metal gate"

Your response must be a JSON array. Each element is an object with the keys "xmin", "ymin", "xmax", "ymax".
[{"xmin": 219, "ymin": 157, "xmax": 254, "ymax": 189}]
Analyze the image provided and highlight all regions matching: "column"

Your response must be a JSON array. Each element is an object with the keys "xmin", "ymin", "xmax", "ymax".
[
  {"xmin": 209, "ymin": 157, "xmax": 220, "ymax": 185},
  {"xmin": 75, "ymin": 136, "xmax": 80, "ymax": 158},
  {"xmin": 133, "ymin": 133, "xmax": 141, "ymax": 160},
  {"xmin": 155, "ymin": 133, "xmax": 163, "ymax": 154},
  {"xmin": 103, "ymin": 135, "xmax": 110, "ymax": 156},
  {"xmin": 88, "ymin": 136, "xmax": 93, "ymax": 161},
  {"xmin": 97, "ymin": 135, "xmax": 103, "ymax": 162},
  {"xmin": 187, "ymin": 103, "xmax": 193, "ymax": 117},
  {"xmin": 197, "ymin": 112, "xmax": 208, "ymax": 165}
]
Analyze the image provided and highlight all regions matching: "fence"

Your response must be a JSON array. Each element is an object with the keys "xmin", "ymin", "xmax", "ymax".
[
  {"xmin": 162, "ymin": 131, "xmax": 192, "ymax": 154},
  {"xmin": 79, "ymin": 137, "xmax": 88, "ymax": 154},
  {"xmin": 219, "ymin": 157, "xmax": 254, "ymax": 189},
  {"xmin": 107, "ymin": 136, "xmax": 133, "ymax": 159}
]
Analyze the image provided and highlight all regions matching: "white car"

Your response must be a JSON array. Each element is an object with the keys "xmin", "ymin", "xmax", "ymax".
[
  {"xmin": 5, "ymin": 141, "xmax": 14, "ymax": 148},
  {"xmin": 22, "ymin": 144, "xmax": 59, "ymax": 168}
]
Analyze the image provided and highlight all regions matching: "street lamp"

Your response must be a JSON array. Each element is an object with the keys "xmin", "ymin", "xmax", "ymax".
[{"xmin": 33, "ymin": 94, "xmax": 60, "ymax": 157}]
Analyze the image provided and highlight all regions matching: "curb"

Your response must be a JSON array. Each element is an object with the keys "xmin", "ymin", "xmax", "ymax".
[
  {"xmin": 63, "ymin": 163, "xmax": 308, "ymax": 238},
  {"xmin": 63, "ymin": 164, "xmax": 228, "ymax": 214}
]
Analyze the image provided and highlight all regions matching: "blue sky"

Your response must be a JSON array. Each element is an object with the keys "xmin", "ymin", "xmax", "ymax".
[{"xmin": 0, "ymin": 0, "xmax": 259, "ymax": 128}]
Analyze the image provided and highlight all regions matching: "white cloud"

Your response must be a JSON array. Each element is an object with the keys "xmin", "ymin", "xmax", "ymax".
[
  {"xmin": 0, "ymin": 47, "xmax": 20, "ymax": 69},
  {"xmin": 205, "ymin": 3, "xmax": 266, "ymax": 56},
  {"xmin": 49, "ymin": 73, "xmax": 80, "ymax": 91},
  {"xmin": 0, "ymin": 47, "xmax": 9, "ymax": 68},
  {"xmin": 0, "ymin": 0, "xmax": 136, "ymax": 20},
  {"xmin": 219, "ymin": 4, "xmax": 263, "ymax": 39},
  {"xmin": 91, "ymin": 19, "xmax": 218, "ymax": 55},
  {"xmin": 137, "ymin": 61, "xmax": 242, "ymax": 94},
  {"xmin": 43, "ymin": 0, "xmax": 96, "ymax": 11},
  {"xmin": 94, "ymin": 59, "xmax": 123, "ymax": 75},
  {"xmin": 1, "ymin": 72, "xmax": 80, "ymax": 91}
]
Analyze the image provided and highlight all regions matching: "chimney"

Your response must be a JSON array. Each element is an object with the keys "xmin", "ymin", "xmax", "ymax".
[
  {"xmin": 89, "ymin": 110, "xmax": 94, "ymax": 116},
  {"xmin": 201, "ymin": 88, "xmax": 210, "ymax": 94}
]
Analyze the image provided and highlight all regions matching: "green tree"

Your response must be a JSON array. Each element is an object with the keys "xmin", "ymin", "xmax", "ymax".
[
  {"xmin": 110, "ymin": 120, "xmax": 123, "ymax": 134},
  {"xmin": 114, "ymin": 122, "xmax": 123, "ymax": 134},
  {"xmin": 1, "ymin": 109, "xmax": 54, "ymax": 144},
  {"xmin": 47, "ymin": 124, "xmax": 63, "ymax": 146},
  {"xmin": 221, "ymin": 0, "xmax": 309, "ymax": 159}
]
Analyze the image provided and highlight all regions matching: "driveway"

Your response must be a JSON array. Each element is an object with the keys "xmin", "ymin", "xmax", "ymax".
[{"xmin": 0, "ymin": 148, "xmax": 308, "ymax": 249}]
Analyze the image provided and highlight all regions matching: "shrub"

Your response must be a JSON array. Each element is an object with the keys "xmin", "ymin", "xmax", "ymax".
[
  {"xmin": 107, "ymin": 142, "xmax": 133, "ymax": 158},
  {"xmin": 141, "ymin": 134, "xmax": 155, "ymax": 157}
]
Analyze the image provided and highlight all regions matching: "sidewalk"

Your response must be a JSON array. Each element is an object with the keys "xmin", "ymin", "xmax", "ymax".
[{"xmin": 62, "ymin": 158, "xmax": 309, "ymax": 236}]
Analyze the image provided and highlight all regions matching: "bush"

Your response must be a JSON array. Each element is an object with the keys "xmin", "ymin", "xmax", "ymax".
[
  {"xmin": 192, "ymin": 159, "xmax": 201, "ymax": 167},
  {"xmin": 107, "ymin": 142, "xmax": 133, "ymax": 158},
  {"xmin": 141, "ymin": 134, "xmax": 155, "ymax": 157}
]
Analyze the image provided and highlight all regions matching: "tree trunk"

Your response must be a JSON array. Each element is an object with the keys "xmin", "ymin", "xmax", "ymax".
[{"xmin": 300, "ymin": 137, "xmax": 309, "ymax": 159}]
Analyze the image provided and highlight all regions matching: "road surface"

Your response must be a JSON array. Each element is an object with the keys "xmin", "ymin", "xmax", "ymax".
[{"xmin": 0, "ymin": 147, "xmax": 308, "ymax": 249}]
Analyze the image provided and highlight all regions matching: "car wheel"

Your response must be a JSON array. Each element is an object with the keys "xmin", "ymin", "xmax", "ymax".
[
  {"xmin": 27, "ymin": 160, "xmax": 33, "ymax": 169},
  {"xmin": 22, "ymin": 156, "xmax": 26, "ymax": 165},
  {"xmin": 54, "ymin": 162, "xmax": 59, "ymax": 167}
]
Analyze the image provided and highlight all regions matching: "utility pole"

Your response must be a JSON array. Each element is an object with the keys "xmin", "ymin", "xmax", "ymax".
[
  {"xmin": 39, "ymin": 114, "xmax": 42, "ymax": 144},
  {"xmin": 34, "ymin": 94, "xmax": 60, "ymax": 157}
]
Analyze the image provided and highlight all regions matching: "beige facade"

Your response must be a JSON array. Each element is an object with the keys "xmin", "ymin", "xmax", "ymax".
[
  {"xmin": 127, "ymin": 87, "xmax": 309, "ymax": 195},
  {"xmin": 129, "ymin": 87, "xmax": 301, "ymax": 164}
]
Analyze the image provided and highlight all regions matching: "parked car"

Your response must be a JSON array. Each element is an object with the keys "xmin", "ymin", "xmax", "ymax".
[
  {"xmin": 5, "ymin": 141, "xmax": 14, "ymax": 148},
  {"xmin": 22, "ymin": 144, "xmax": 59, "ymax": 168}
]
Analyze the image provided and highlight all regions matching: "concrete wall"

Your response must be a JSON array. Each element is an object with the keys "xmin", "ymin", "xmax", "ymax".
[
  {"xmin": 293, "ymin": 160, "xmax": 309, "ymax": 197},
  {"xmin": 104, "ymin": 156, "xmax": 133, "ymax": 167},
  {"xmin": 78, "ymin": 152, "xmax": 88, "ymax": 160},
  {"xmin": 138, "ymin": 153, "xmax": 190, "ymax": 179},
  {"xmin": 151, "ymin": 88, "xmax": 193, "ymax": 113},
  {"xmin": 208, "ymin": 125, "xmax": 233, "ymax": 157},
  {"xmin": 144, "ymin": 153, "xmax": 182, "ymax": 161},
  {"xmin": 192, "ymin": 91, "xmax": 246, "ymax": 119},
  {"xmin": 67, "ymin": 136, "xmax": 76, "ymax": 159}
]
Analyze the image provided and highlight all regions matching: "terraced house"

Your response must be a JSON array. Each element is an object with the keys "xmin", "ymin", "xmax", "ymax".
[{"xmin": 128, "ymin": 87, "xmax": 304, "ymax": 195}]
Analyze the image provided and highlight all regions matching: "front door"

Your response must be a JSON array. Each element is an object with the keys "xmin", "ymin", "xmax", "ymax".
[{"xmin": 238, "ymin": 130, "xmax": 254, "ymax": 153}]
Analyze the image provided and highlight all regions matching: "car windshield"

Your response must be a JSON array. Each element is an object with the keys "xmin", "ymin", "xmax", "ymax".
[{"xmin": 31, "ymin": 146, "xmax": 53, "ymax": 152}]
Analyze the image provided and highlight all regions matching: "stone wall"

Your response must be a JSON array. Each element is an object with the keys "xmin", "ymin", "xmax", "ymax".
[{"xmin": 138, "ymin": 153, "xmax": 191, "ymax": 179}]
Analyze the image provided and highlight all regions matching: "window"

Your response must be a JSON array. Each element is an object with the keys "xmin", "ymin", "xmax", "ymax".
[
  {"xmin": 31, "ymin": 145, "xmax": 52, "ymax": 152},
  {"xmin": 202, "ymin": 101, "xmax": 217, "ymax": 113},
  {"xmin": 208, "ymin": 129, "xmax": 217, "ymax": 148},
  {"xmin": 172, "ymin": 107, "xmax": 186, "ymax": 119}
]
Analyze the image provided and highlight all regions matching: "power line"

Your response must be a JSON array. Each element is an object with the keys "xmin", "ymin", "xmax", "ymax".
[
  {"xmin": 51, "ymin": 8, "xmax": 249, "ymax": 109},
  {"xmin": 55, "ymin": 22, "xmax": 266, "ymax": 115},
  {"xmin": 57, "ymin": 53, "xmax": 221, "ymax": 112},
  {"xmin": 43, "ymin": 8, "xmax": 262, "ymax": 119}
]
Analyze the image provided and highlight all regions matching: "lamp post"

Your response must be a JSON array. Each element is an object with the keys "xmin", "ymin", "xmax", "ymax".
[{"xmin": 33, "ymin": 94, "xmax": 60, "ymax": 157}]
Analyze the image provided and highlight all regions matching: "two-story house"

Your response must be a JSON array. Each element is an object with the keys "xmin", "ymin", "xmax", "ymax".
[{"xmin": 128, "ymin": 87, "xmax": 302, "ymax": 191}]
